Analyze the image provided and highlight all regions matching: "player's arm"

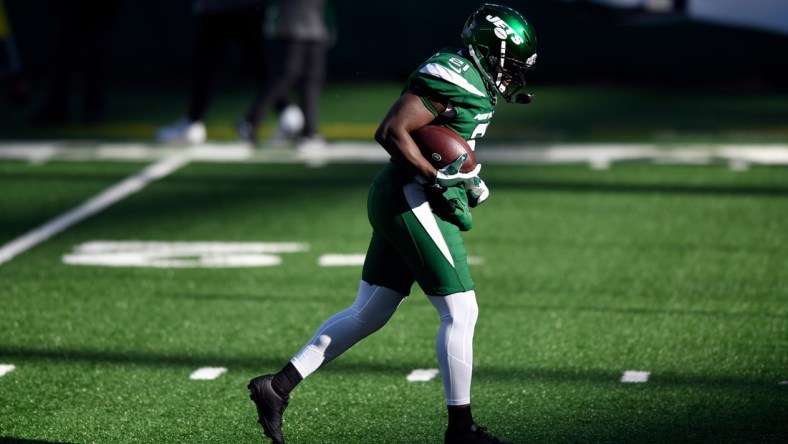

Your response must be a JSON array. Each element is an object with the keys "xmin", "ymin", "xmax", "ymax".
[{"xmin": 374, "ymin": 92, "xmax": 447, "ymax": 181}]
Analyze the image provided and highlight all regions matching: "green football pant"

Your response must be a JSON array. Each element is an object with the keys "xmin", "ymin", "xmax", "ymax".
[{"xmin": 362, "ymin": 181, "xmax": 475, "ymax": 296}]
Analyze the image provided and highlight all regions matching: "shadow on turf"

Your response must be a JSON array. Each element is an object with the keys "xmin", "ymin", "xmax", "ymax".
[
  {"xmin": 0, "ymin": 439, "xmax": 78, "ymax": 444},
  {"xmin": 493, "ymin": 178, "xmax": 788, "ymax": 197},
  {"xmin": 512, "ymin": 300, "xmax": 788, "ymax": 321},
  {"xmin": 1, "ymin": 349, "xmax": 783, "ymax": 443},
  {"xmin": 0, "ymin": 345, "xmax": 780, "ymax": 390}
]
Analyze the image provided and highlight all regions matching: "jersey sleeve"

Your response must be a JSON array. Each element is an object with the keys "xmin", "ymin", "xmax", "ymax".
[
  {"xmin": 403, "ymin": 51, "xmax": 494, "ymax": 143},
  {"xmin": 409, "ymin": 56, "xmax": 486, "ymax": 105}
]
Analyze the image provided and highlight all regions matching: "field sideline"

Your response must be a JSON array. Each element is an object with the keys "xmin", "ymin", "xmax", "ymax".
[
  {"xmin": 0, "ymin": 140, "xmax": 786, "ymax": 443},
  {"xmin": 3, "ymin": 140, "xmax": 788, "ymax": 166},
  {"xmin": 3, "ymin": 140, "xmax": 787, "ymax": 265}
]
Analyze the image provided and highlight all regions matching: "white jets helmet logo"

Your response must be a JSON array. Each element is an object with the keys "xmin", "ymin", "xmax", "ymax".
[{"xmin": 485, "ymin": 14, "xmax": 524, "ymax": 45}]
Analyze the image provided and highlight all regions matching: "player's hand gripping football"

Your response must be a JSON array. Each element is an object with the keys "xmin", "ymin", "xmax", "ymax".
[
  {"xmin": 434, "ymin": 153, "xmax": 482, "ymax": 188},
  {"xmin": 465, "ymin": 176, "xmax": 489, "ymax": 207}
]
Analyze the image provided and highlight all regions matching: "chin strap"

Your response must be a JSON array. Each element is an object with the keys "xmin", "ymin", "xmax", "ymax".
[{"xmin": 465, "ymin": 46, "xmax": 498, "ymax": 106}]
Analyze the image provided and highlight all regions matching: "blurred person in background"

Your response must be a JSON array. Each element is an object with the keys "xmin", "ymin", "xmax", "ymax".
[
  {"xmin": 157, "ymin": 0, "xmax": 303, "ymax": 145},
  {"xmin": 29, "ymin": 0, "xmax": 121, "ymax": 125},
  {"xmin": 236, "ymin": 0, "xmax": 335, "ymax": 151},
  {"xmin": 0, "ymin": 0, "xmax": 32, "ymax": 106},
  {"xmin": 246, "ymin": 4, "xmax": 537, "ymax": 443}
]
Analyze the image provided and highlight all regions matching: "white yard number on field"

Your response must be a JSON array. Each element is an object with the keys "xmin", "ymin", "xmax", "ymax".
[{"xmin": 63, "ymin": 241, "xmax": 309, "ymax": 268}]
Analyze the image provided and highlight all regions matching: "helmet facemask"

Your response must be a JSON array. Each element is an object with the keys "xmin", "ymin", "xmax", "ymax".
[{"xmin": 488, "ymin": 45, "xmax": 537, "ymax": 104}]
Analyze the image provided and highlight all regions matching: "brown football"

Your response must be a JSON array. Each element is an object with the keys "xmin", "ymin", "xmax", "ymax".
[{"xmin": 410, "ymin": 125, "xmax": 478, "ymax": 173}]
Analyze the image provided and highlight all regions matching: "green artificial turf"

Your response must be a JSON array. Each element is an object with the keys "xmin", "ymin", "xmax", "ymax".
[{"xmin": 0, "ymin": 160, "xmax": 785, "ymax": 443}]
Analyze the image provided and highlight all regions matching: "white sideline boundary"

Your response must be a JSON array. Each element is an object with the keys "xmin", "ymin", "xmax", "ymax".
[
  {"xmin": 2, "ymin": 141, "xmax": 787, "ymax": 266},
  {"xmin": 2, "ymin": 141, "xmax": 788, "ymax": 166}
]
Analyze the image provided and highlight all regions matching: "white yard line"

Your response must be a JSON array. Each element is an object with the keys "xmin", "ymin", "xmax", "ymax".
[
  {"xmin": 318, "ymin": 253, "xmax": 367, "ymax": 266},
  {"xmin": 189, "ymin": 367, "xmax": 227, "ymax": 380},
  {"xmin": 0, "ymin": 364, "xmax": 16, "ymax": 377},
  {"xmin": 406, "ymin": 368, "xmax": 440, "ymax": 382},
  {"xmin": 621, "ymin": 370, "xmax": 651, "ymax": 383},
  {"xmin": 0, "ymin": 154, "xmax": 190, "ymax": 266}
]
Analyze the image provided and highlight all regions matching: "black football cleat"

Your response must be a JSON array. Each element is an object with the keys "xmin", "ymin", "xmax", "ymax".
[
  {"xmin": 248, "ymin": 374, "xmax": 289, "ymax": 444},
  {"xmin": 445, "ymin": 423, "xmax": 514, "ymax": 444}
]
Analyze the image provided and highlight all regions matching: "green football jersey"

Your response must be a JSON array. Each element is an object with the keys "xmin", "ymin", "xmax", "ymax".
[
  {"xmin": 404, "ymin": 47, "xmax": 496, "ymax": 150},
  {"xmin": 371, "ymin": 47, "xmax": 494, "ymax": 227}
]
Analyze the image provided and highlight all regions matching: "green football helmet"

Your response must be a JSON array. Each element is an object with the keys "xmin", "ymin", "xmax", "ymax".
[{"xmin": 461, "ymin": 3, "xmax": 537, "ymax": 104}]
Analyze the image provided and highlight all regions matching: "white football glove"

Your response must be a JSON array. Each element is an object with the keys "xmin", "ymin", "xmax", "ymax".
[
  {"xmin": 434, "ymin": 153, "xmax": 482, "ymax": 188},
  {"xmin": 466, "ymin": 176, "xmax": 489, "ymax": 207}
]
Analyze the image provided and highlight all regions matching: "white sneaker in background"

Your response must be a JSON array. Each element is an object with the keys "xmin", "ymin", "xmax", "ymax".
[
  {"xmin": 156, "ymin": 119, "xmax": 206, "ymax": 144},
  {"xmin": 296, "ymin": 135, "xmax": 327, "ymax": 152},
  {"xmin": 278, "ymin": 104, "xmax": 304, "ymax": 136},
  {"xmin": 266, "ymin": 104, "xmax": 305, "ymax": 147}
]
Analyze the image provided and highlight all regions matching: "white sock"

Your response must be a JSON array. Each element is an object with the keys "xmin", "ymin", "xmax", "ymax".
[
  {"xmin": 291, "ymin": 281, "xmax": 405, "ymax": 377},
  {"xmin": 428, "ymin": 290, "xmax": 479, "ymax": 406}
]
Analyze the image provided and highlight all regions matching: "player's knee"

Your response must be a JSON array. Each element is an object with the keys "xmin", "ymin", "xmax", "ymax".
[
  {"xmin": 351, "ymin": 281, "xmax": 404, "ymax": 327},
  {"xmin": 466, "ymin": 292, "xmax": 479, "ymax": 325},
  {"xmin": 454, "ymin": 290, "xmax": 479, "ymax": 328},
  {"xmin": 431, "ymin": 290, "xmax": 479, "ymax": 328}
]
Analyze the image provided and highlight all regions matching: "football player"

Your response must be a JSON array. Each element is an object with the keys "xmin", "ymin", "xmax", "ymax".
[{"xmin": 248, "ymin": 4, "xmax": 537, "ymax": 443}]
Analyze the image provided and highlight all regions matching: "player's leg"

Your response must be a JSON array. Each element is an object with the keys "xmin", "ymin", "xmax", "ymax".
[
  {"xmin": 391, "ymin": 182, "xmax": 511, "ymax": 443},
  {"xmin": 187, "ymin": 12, "xmax": 231, "ymax": 124},
  {"xmin": 234, "ymin": 8, "xmax": 300, "ymax": 144},
  {"xmin": 295, "ymin": 41, "xmax": 327, "ymax": 147},
  {"xmin": 279, "ymin": 228, "xmax": 413, "ymax": 388},
  {"xmin": 241, "ymin": 39, "xmax": 306, "ymax": 144},
  {"xmin": 289, "ymin": 280, "xmax": 405, "ymax": 377},
  {"xmin": 427, "ymin": 291, "xmax": 478, "ymax": 407},
  {"xmin": 31, "ymin": 7, "xmax": 79, "ymax": 124},
  {"xmin": 249, "ymin": 280, "xmax": 405, "ymax": 443},
  {"xmin": 233, "ymin": 6, "xmax": 266, "ymax": 84},
  {"xmin": 81, "ymin": 18, "xmax": 114, "ymax": 124},
  {"xmin": 366, "ymin": 180, "xmax": 478, "ymax": 400},
  {"xmin": 249, "ymin": 227, "xmax": 412, "ymax": 444},
  {"xmin": 429, "ymin": 291, "xmax": 514, "ymax": 444},
  {"xmin": 156, "ymin": 11, "xmax": 227, "ymax": 143}
]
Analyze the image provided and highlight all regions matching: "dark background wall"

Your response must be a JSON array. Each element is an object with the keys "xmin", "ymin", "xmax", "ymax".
[{"xmin": 4, "ymin": 0, "xmax": 788, "ymax": 90}]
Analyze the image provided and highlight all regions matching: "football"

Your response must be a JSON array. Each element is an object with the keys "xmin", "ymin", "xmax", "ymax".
[{"xmin": 410, "ymin": 125, "xmax": 477, "ymax": 173}]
